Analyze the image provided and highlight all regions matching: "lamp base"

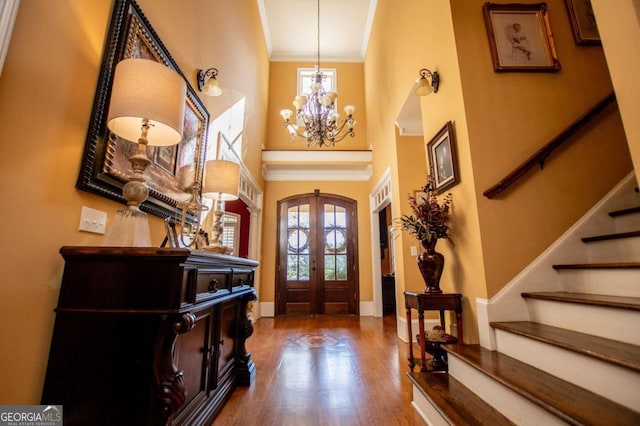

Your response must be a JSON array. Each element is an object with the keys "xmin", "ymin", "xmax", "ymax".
[{"xmin": 103, "ymin": 209, "xmax": 152, "ymax": 247}]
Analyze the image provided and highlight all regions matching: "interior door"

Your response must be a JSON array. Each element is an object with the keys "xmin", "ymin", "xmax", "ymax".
[{"xmin": 276, "ymin": 193, "xmax": 359, "ymax": 315}]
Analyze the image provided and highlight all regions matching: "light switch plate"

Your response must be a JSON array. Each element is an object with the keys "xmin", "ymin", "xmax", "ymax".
[
  {"xmin": 410, "ymin": 245, "xmax": 418, "ymax": 256},
  {"xmin": 79, "ymin": 206, "xmax": 107, "ymax": 234}
]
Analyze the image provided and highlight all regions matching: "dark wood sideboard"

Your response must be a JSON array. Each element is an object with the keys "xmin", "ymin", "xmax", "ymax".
[{"xmin": 41, "ymin": 246, "xmax": 259, "ymax": 425}]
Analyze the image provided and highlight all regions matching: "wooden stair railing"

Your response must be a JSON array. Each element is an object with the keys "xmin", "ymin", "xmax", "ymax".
[{"xmin": 483, "ymin": 93, "xmax": 617, "ymax": 199}]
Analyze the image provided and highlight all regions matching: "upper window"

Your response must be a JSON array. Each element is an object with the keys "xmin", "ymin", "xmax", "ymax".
[
  {"xmin": 206, "ymin": 97, "xmax": 246, "ymax": 162},
  {"xmin": 298, "ymin": 68, "xmax": 336, "ymax": 95}
]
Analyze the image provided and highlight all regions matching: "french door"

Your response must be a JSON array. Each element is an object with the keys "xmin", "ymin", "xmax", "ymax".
[{"xmin": 276, "ymin": 193, "xmax": 359, "ymax": 315}]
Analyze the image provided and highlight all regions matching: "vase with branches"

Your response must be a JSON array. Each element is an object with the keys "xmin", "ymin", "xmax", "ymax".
[{"xmin": 396, "ymin": 176, "xmax": 453, "ymax": 293}]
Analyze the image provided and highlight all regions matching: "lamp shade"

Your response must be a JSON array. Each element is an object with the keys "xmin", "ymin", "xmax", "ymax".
[
  {"xmin": 203, "ymin": 77, "xmax": 223, "ymax": 97},
  {"xmin": 107, "ymin": 58, "xmax": 186, "ymax": 146},
  {"xmin": 414, "ymin": 77, "xmax": 433, "ymax": 96},
  {"xmin": 202, "ymin": 160, "xmax": 240, "ymax": 201}
]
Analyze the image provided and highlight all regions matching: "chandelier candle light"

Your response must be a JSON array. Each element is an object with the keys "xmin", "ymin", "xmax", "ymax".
[
  {"xmin": 103, "ymin": 58, "xmax": 186, "ymax": 246},
  {"xmin": 280, "ymin": 0, "xmax": 356, "ymax": 148}
]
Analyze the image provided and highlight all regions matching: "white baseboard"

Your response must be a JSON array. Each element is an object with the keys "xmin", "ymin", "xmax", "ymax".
[
  {"xmin": 259, "ymin": 302, "xmax": 274, "ymax": 317},
  {"xmin": 396, "ymin": 315, "xmax": 441, "ymax": 342},
  {"xmin": 359, "ymin": 301, "xmax": 375, "ymax": 316}
]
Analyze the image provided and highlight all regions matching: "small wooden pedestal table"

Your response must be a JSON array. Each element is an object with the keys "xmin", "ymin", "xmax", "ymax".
[{"xmin": 404, "ymin": 291, "xmax": 463, "ymax": 372}]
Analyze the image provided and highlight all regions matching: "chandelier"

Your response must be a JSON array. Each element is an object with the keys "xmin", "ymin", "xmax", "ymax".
[{"xmin": 279, "ymin": 0, "xmax": 356, "ymax": 148}]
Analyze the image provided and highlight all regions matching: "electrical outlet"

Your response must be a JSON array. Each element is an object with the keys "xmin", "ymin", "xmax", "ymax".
[
  {"xmin": 410, "ymin": 245, "xmax": 418, "ymax": 256},
  {"xmin": 79, "ymin": 206, "xmax": 107, "ymax": 234}
]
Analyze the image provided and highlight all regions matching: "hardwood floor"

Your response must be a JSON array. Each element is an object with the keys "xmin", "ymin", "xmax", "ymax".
[{"xmin": 214, "ymin": 315, "xmax": 426, "ymax": 425}]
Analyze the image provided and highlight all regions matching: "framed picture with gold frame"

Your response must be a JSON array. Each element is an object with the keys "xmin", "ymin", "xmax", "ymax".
[
  {"xmin": 565, "ymin": 0, "xmax": 600, "ymax": 45},
  {"xmin": 482, "ymin": 2, "xmax": 560, "ymax": 72},
  {"xmin": 76, "ymin": 0, "xmax": 209, "ymax": 220},
  {"xmin": 426, "ymin": 121, "xmax": 459, "ymax": 194}
]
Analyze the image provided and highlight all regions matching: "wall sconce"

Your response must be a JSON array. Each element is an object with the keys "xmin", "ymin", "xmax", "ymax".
[
  {"xmin": 415, "ymin": 68, "xmax": 440, "ymax": 96},
  {"xmin": 197, "ymin": 67, "xmax": 222, "ymax": 97}
]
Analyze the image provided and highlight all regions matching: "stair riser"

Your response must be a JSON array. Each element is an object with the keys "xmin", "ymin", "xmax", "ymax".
[
  {"xmin": 447, "ymin": 356, "xmax": 566, "ymax": 426},
  {"xmin": 582, "ymin": 237, "xmax": 640, "ymax": 262},
  {"xmin": 611, "ymin": 213, "xmax": 640, "ymax": 232},
  {"xmin": 557, "ymin": 268, "xmax": 640, "ymax": 297},
  {"xmin": 526, "ymin": 299, "xmax": 640, "ymax": 345},
  {"xmin": 494, "ymin": 329, "xmax": 640, "ymax": 411},
  {"xmin": 410, "ymin": 387, "xmax": 451, "ymax": 426}
]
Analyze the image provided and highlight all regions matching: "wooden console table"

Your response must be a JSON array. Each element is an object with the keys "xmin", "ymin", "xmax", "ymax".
[
  {"xmin": 42, "ymin": 247, "xmax": 258, "ymax": 425},
  {"xmin": 404, "ymin": 291, "xmax": 463, "ymax": 372}
]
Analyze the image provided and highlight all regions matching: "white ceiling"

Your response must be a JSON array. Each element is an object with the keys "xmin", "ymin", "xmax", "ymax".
[{"xmin": 257, "ymin": 0, "xmax": 377, "ymax": 62}]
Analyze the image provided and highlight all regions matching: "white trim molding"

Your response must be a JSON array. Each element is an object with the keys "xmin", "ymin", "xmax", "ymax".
[
  {"xmin": 0, "ymin": 0, "xmax": 20, "ymax": 77},
  {"xmin": 369, "ymin": 167, "xmax": 393, "ymax": 317},
  {"xmin": 261, "ymin": 150, "xmax": 373, "ymax": 181}
]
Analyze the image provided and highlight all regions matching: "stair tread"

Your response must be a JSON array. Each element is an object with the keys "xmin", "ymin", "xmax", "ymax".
[
  {"xmin": 445, "ymin": 344, "xmax": 640, "ymax": 425},
  {"xmin": 522, "ymin": 291, "xmax": 640, "ymax": 311},
  {"xmin": 582, "ymin": 230, "xmax": 640, "ymax": 242},
  {"xmin": 490, "ymin": 321, "xmax": 640, "ymax": 372},
  {"xmin": 553, "ymin": 261, "xmax": 640, "ymax": 269},
  {"xmin": 407, "ymin": 371, "xmax": 515, "ymax": 426}
]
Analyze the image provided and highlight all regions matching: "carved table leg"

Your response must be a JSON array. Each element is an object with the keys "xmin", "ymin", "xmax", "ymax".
[
  {"xmin": 456, "ymin": 311, "xmax": 464, "ymax": 344},
  {"xmin": 406, "ymin": 306, "xmax": 414, "ymax": 370},
  {"xmin": 153, "ymin": 312, "xmax": 196, "ymax": 426},
  {"xmin": 236, "ymin": 291, "xmax": 257, "ymax": 386},
  {"xmin": 418, "ymin": 310, "xmax": 427, "ymax": 372}
]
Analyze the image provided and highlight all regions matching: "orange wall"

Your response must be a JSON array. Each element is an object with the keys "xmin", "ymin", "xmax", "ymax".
[
  {"xmin": 591, "ymin": 0, "xmax": 640, "ymax": 183},
  {"xmin": 364, "ymin": 0, "xmax": 486, "ymax": 340},
  {"xmin": 0, "ymin": 0, "xmax": 269, "ymax": 404},
  {"xmin": 137, "ymin": 0, "xmax": 269, "ymax": 186},
  {"xmin": 266, "ymin": 61, "xmax": 368, "ymax": 151},
  {"xmin": 451, "ymin": 0, "xmax": 632, "ymax": 296},
  {"xmin": 364, "ymin": 0, "xmax": 632, "ymax": 344}
]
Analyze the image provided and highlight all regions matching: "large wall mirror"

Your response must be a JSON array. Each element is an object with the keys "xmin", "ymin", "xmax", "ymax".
[{"xmin": 76, "ymin": 0, "xmax": 209, "ymax": 220}]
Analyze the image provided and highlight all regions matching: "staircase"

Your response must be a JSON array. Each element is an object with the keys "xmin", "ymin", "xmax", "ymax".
[{"xmin": 408, "ymin": 172, "xmax": 640, "ymax": 425}]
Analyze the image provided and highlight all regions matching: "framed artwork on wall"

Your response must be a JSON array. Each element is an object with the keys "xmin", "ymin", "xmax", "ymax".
[
  {"xmin": 482, "ymin": 2, "xmax": 560, "ymax": 72},
  {"xmin": 76, "ymin": 0, "xmax": 209, "ymax": 220},
  {"xmin": 426, "ymin": 121, "xmax": 459, "ymax": 194},
  {"xmin": 565, "ymin": 0, "xmax": 600, "ymax": 45}
]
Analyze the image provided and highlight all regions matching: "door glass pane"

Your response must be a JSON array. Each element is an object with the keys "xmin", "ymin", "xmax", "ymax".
[
  {"xmin": 287, "ymin": 204, "xmax": 310, "ymax": 281},
  {"xmin": 299, "ymin": 255, "xmax": 310, "ymax": 280},
  {"xmin": 288, "ymin": 229, "xmax": 310, "ymax": 254},
  {"xmin": 324, "ymin": 255, "xmax": 335, "ymax": 280},
  {"xmin": 324, "ymin": 229, "xmax": 347, "ymax": 253},
  {"xmin": 323, "ymin": 204, "xmax": 347, "ymax": 281},
  {"xmin": 324, "ymin": 204, "xmax": 335, "ymax": 227},
  {"xmin": 336, "ymin": 255, "xmax": 347, "ymax": 280},
  {"xmin": 287, "ymin": 207, "xmax": 298, "ymax": 227},
  {"xmin": 335, "ymin": 206, "xmax": 347, "ymax": 227},
  {"xmin": 287, "ymin": 255, "xmax": 298, "ymax": 280},
  {"xmin": 299, "ymin": 206, "xmax": 310, "ymax": 228}
]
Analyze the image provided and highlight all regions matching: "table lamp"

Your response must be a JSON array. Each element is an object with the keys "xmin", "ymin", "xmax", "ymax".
[
  {"xmin": 201, "ymin": 159, "xmax": 240, "ymax": 253},
  {"xmin": 103, "ymin": 58, "xmax": 186, "ymax": 246}
]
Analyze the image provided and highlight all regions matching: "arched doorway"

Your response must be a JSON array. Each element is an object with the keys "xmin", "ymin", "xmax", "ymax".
[{"xmin": 276, "ymin": 191, "xmax": 359, "ymax": 315}]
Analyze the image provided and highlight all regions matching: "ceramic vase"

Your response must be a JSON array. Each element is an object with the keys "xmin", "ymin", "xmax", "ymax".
[{"xmin": 417, "ymin": 238, "xmax": 444, "ymax": 293}]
